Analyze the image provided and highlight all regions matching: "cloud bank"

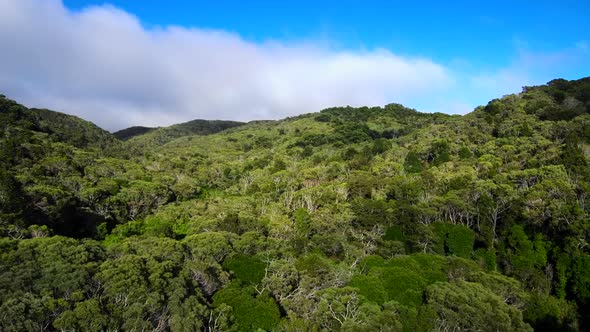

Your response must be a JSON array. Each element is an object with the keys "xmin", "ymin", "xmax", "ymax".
[
  {"xmin": 1, "ymin": 1, "xmax": 587, "ymax": 131},
  {"xmin": 0, "ymin": 0, "xmax": 454, "ymax": 130}
]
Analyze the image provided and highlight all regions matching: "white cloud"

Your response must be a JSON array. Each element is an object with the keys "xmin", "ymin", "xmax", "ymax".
[{"xmin": 0, "ymin": 0, "xmax": 453, "ymax": 130}]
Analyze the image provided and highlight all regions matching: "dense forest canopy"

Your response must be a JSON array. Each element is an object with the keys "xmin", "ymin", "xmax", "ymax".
[{"xmin": 1, "ymin": 77, "xmax": 590, "ymax": 331}]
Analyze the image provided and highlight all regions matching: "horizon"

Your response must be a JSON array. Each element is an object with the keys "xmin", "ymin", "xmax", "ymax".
[{"xmin": 1, "ymin": 0, "xmax": 589, "ymax": 130}]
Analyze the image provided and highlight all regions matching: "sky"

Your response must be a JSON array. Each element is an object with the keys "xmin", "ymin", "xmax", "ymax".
[{"xmin": 0, "ymin": 0, "xmax": 589, "ymax": 130}]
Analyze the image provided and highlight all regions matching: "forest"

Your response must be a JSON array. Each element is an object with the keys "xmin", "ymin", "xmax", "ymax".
[{"xmin": 1, "ymin": 77, "xmax": 590, "ymax": 331}]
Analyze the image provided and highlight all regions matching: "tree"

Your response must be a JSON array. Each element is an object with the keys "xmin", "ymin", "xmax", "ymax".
[
  {"xmin": 404, "ymin": 151, "xmax": 423, "ymax": 173},
  {"xmin": 349, "ymin": 275, "xmax": 388, "ymax": 304},
  {"xmin": 223, "ymin": 254, "xmax": 266, "ymax": 286},
  {"xmin": 475, "ymin": 180, "xmax": 514, "ymax": 248},
  {"xmin": 212, "ymin": 282, "xmax": 281, "ymax": 331},
  {"xmin": 445, "ymin": 224, "xmax": 475, "ymax": 258},
  {"xmin": 371, "ymin": 138, "xmax": 391, "ymax": 155},
  {"xmin": 503, "ymin": 225, "xmax": 549, "ymax": 291},
  {"xmin": 53, "ymin": 299, "xmax": 109, "ymax": 331},
  {"xmin": 572, "ymin": 255, "xmax": 590, "ymax": 307},
  {"xmin": 430, "ymin": 140, "xmax": 451, "ymax": 165},
  {"xmin": 314, "ymin": 287, "xmax": 368, "ymax": 330},
  {"xmin": 183, "ymin": 232, "xmax": 232, "ymax": 296},
  {"xmin": 424, "ymin": 281, "xmax": 532, "ymax": 331},
  {"xmin": 523, "ymin": 293, "xmax": 578, "ymax": 332}
]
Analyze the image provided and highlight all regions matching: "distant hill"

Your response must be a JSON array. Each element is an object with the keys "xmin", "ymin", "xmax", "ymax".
[
  {"xmin": 520, "ymin": 77, "xmax": 590, "ymax": 120},
  {"xmin": 112, "ymin": 126, "xmax": 155, "ymax": 140},
  {"xmin": 124, "ymin": 118, "xmax": 245, "ymax": 150},
  {"xmin": 0, "ymin": 95, "xmax": 117, "ymax": 149}
]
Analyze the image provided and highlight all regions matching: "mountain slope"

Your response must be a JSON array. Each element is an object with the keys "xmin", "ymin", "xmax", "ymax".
[
  {"xmin": 0, "ymin": 95, "xmax": 118, "ymax": 149},
  {"xmin": 123, "ymin": 118, "xmax": 245, "ymax": 150},
  {"xmin": 0, "ymin": 77, "xmax": 589, "ymax": 331},
  {"xmin": 112, "ymin": 126, "xmax": 155, "ymax": 140}
]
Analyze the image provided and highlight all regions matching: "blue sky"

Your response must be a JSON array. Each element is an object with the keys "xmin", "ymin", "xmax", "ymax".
[{"xmin": 0, "ymin": 0, "xmax": 588, "ymax": 129}]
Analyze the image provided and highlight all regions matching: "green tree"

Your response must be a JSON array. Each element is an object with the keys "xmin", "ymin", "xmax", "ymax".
[
  {"xmin": 212, "ymin": 282, "xmax": 281, "ymax": 331},
  {"xmin": 424, "ymin": 281, "xmax": 532, "ymax": 331},
  {"xmin": 403, "ymin": 151, "xmax": 423, "ymax": 173},
  {"xmin": 223, "ymin": 254, "xmax": 266, "ymax": 285}
]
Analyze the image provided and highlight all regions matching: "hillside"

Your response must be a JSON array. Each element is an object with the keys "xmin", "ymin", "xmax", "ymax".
[
  {"xmin": 123, "ymin": 118, "xmax": 246, "ymax": 150},
  {"xmin": 0, "ymin": 95, "xmax": 118, "ymax": 149},
  {"xmin": 1, "ymin": 78, "xmax": 590, "ymax": 331},
  {"xmin": 113, "ymin": 118, "xmax": 245, "ymax": 143},
  {"xmin": 112, "ymin": 126, "xmax": 155, "ymax": 140}
]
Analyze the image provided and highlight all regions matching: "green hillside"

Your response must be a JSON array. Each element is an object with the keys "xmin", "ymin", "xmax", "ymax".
[
  {"xmin": 113, "ymin": 119, "xmax": 245, "ymax": 143},
  {"xmin": 112, "ymin": 125, "xmax": 155, "ymax": 140},
  {"xmin": 1, "ymin": 78, "xmax": 590, "ymax": 331},
  {"xmin": 124, "ymin": 118, "xmax": 245, "ymax": 150},
  {"xmin": 0, "ymin": 95, "xmax": 118, "ymax": 149}
]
